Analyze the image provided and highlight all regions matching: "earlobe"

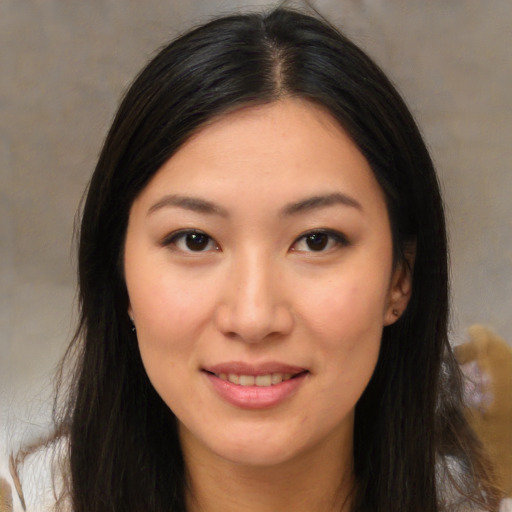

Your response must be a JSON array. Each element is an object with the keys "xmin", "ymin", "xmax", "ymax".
[
  {"xmin": 384, "ymin": 250, "xmax": 414, "ymax": 326},
  {"xmin": 127, "ymin": 306, "xmax": 137, "ymax": 333}
]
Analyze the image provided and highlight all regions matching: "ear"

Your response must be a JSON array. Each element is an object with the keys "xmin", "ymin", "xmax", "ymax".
[
  {"xmin": 128, "ymin": 304, "xmax": 134, "ymax": 323},
  {"xmin": 384, "ymin": 245, "xmax": 415, "ymax": 326}
]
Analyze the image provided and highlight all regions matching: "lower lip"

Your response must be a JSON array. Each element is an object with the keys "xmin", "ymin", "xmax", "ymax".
[{"xmin": 204, "ymin": 372, "xmax": 308, "ymax": 410}]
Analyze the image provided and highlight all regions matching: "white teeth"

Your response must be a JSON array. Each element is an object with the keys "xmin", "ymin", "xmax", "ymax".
[
  {"xmin": 239, "ymin": 375, "xmax": 255, "ymax": 386},
  {"xmin": 271, "ymin": 373, "xmax": 283, "ymax": 385},
  {"xmin": 255, "ymin": 375, "xmax": 272, "ymax": 387},
  {"xmin": 216, "ymin": 372, "xmax": 297, "ymax": 387},
  {"xmin": 227, "ymin": 373, "xmax": 239, "ymax": 384}
]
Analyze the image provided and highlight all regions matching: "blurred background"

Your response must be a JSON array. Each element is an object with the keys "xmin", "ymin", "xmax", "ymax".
[{"xmin": 1, "ymin": 0, "xmax": 511, "ymax": 465}]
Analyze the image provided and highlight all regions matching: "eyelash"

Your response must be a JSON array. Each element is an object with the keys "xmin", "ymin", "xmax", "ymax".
[
  {"xmin": 162, "ymin": 229, "xmax": 219, "ymax": 253},
  {"xmin": 291, "ymin": 229, "xmax": 349, "ymax": 253},
  {"xmin": 162, "ymin": 229, "xmax": 349, "ymax": 253}
]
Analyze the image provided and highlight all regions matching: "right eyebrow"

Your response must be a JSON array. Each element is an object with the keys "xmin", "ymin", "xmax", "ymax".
[
  {"xmin": 281, "ymin": 192, "xmax": 363, "ymax": 216},
  {"xmin": 147, "ymin": 194, "xmax": 229, "ymax": 217}
]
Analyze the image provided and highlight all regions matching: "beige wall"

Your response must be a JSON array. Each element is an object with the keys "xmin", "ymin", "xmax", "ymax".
[{"xmin": 1, "ymin": 0, "xmax": 511, "ymax": 455}]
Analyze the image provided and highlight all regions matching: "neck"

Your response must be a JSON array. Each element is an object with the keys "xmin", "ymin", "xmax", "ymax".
[{"xmin": 183, "ymin": 432, "xmax": 354, "ymax": 512}]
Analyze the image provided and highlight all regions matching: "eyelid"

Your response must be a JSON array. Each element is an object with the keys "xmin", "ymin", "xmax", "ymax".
[
  {"xmin": 161, "ymin": 229, "xmax": 220, "ymax": 252},
  {"xmin": 291, "ymin": 229, "xmax": 349, "ymax": 252},
  {"xmin": 160, "ymin": 228, "xmax": 347, "ymax": 253}
]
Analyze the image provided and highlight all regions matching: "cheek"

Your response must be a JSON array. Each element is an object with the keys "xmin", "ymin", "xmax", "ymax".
[
  {"xmin": 130, "ymin": 267, "xmax": 214, "ymax": 338},
  {"xmin": 127, "ymin": 274, "xmax": 217, "ymax": 395},
  {"xmin": 131, "ymin": 281, "xmax": 209, "ymax": 407},
  {"xmin": 303, "ymin": 278, "xmax": 388, "ymax": 341},
  {"xmin": 298, "ymin": 273, "xmax": 388, "ymax": 385}
]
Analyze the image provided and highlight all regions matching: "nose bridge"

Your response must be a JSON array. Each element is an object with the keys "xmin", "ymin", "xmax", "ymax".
[
  {"xmin": 238, "ymin": 249, "xmax": 273, "ymax": 311},
  {"xmin": 216, "ymin": 247, "xmax": 291, "ymax": 342}
]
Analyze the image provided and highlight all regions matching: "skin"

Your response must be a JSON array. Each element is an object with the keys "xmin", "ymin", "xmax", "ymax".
[{"xmin": 124, "ymin": 99, "xmax": 412, "ymax": 512}]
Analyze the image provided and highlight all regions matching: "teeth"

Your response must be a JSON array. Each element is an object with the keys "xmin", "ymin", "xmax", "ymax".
[
  {"xmin": 217, "ymin": 372, "xmax": 296, "ymax": 387},
  {"xmin": 255, "ymin": 375, "xmax": 272, "ymax": 387},
  {"xmin": 239, "ymin": 375, "xmax": 255, "ymax": 386},
  {"xmin": 227, "ymin": 374, "xmax": 239, "ymax": 385},
  {"xmin": 271, "ymin": 373, "xmax": 282, "ymax": 385}
]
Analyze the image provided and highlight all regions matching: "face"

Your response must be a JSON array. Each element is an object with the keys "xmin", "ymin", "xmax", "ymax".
[{"xmin": 124, "ymin": 99, "xmax": 411, "ymax": 468}]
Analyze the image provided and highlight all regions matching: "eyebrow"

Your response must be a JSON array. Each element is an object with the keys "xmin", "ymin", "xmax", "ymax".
[
  {"xmin": 147, "ymin": 192, "xmax": 362, "ymax": 218},
  {"xmin": 281, "ymin": 193, "xmax": 363, "ymax": 216},
  {"xmin": 147, "ymin": 194, "xmax": 229, "ymax": 217}
]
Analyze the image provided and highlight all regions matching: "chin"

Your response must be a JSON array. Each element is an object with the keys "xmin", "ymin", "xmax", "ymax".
[
  {"xmin": 180, "ymin": 419, "xmax": 308, "ymax": 468},
  {"xmin": 213, "ymin": 438, "xmax": 299, "ymax": 467}
]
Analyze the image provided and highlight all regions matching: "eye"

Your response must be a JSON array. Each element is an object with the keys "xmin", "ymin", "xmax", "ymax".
[
  {"xmin": 163, "ymin": 230, "xmax": 219, "ymax": 253},
  {"xmin": 291, "ymin": 230, "xmax": 348, "ymax": 253}
]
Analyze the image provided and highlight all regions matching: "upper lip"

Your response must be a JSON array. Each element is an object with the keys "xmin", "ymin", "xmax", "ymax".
[{"xmin": 203, "ymin": 361, "xmax": 307, "ymax": 376}]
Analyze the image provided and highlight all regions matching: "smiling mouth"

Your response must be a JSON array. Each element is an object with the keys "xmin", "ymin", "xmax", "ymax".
[
  {"xmin": 203, "ymin": 367, "xmax": 308, "ymax": 408},
  {"xmin": 206, "ymin": 371, "xmax": 307, "ymax": 387}
]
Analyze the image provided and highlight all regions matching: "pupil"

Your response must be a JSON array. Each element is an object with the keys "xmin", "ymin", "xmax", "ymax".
[
  {"xmin": 306, "ymin": 233, "xmax": 328, "ymax": 251},
  {"xmin": 186, "ymin": 233, "xmax": 208, "ymax": 251}
]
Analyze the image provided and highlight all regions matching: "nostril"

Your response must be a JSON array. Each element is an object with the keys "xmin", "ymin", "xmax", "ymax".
[{"xmin": 214, "ymin": 295, "xmax": 294, "ymax": 343}]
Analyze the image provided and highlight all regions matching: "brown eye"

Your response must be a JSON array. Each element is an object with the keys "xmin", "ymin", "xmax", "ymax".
[
  {"xmin": 305, "ymin": 233, "xmax": 328, "ymax": 251},
  {"xmin": 291, "ymin": 230, "xmax": 349, "ymax": 253},
  {"xmin": 164, "ymin": 230, "xmax": 218, "ymax": 253},
  {"xmin": 185, "ymin": 232, "xmax": 210, "ymax": 251}
]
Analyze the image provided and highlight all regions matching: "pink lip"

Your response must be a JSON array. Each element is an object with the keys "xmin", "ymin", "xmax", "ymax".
[{"xmin": 202, "ymin": 362, "xmax": 308, "ymax": 410}]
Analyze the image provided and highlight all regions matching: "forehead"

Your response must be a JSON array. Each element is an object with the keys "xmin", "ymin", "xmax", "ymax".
[
  {"xmin": 180, "ymin": 98, "xmax": 352, "ymax": 166},
  {"xmin": 131, "ymin": 98, "xmax": 386, "ymax": 219}
]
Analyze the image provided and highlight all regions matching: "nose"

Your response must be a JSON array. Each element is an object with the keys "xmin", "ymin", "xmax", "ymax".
[{"xmin": 214, "ymin": 253, "xmax": 294, "ymax": 343}]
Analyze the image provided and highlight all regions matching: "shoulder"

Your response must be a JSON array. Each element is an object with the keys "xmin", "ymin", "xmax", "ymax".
[
  {"xmin": 5, "ymin": 437, "xmax": 71, "ymax": 512},
  {"xmin": 0, "ymin": 470, "xmax": 24, "ymax": 512}
]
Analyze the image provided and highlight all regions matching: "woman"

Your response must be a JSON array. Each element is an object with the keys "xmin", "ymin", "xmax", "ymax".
[{"xmin": 16, "ymin": 6, "xmax": 502, "ymax": 512}]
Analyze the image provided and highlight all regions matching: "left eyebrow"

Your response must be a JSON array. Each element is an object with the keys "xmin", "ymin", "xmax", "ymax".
[
  {"xmin": 281, "ymin": 193, "xmax": 363, "ymax": 216},
  {"xmin": 147, "ymin": 194, "xmax": 229, "ymax": 217}
]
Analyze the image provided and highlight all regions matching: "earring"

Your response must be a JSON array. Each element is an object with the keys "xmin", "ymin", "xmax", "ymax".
[
  {"xmin": 129, "ymin": 316, "xmax": 136, "ymax": 332},
  {"xmin": 392, "ymin": 309, "xmax": 400, "ymax": 317}
]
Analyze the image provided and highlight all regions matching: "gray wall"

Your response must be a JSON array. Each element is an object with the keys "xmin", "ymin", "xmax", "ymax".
[{"xmin": 2, "ymin": 0, "xmax": 511, "ymax": 458}]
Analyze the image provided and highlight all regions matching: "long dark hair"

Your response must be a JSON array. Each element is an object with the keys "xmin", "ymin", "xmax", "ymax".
[{"xmin": 38, "ymin": 7, "xmax": 500, "ymax": 512}]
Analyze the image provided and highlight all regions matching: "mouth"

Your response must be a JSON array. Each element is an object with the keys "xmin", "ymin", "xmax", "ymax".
[
  {"xmin": 203, "ymin": 365, "xmax": 309, "ymax": 409},
  {"xmin": 205, "ymin": 371, "xmax": 307, "ymax": 387}
]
